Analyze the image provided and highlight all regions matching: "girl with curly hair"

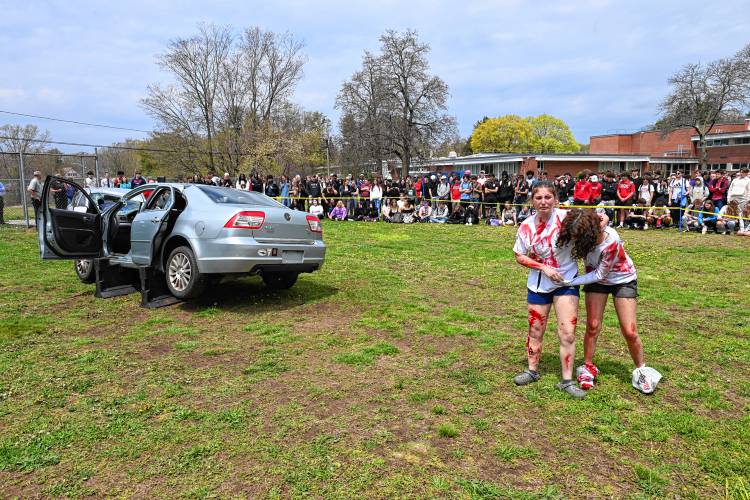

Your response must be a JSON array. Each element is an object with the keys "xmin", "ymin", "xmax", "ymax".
[
  {"xmin": 512, "ymin": 180, "xmax": 585, "ymax": 399},
  {"xmin": 557, "ymin": 209, "xmax": 661, "ymax": 394}
]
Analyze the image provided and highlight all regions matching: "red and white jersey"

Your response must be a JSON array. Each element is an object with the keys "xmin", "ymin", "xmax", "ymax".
[
  {"xmin": 569, "ymin": 227, "xmax": 636, "ymax": 286},
  {"xmin": 513, "ymin": 208, "xmax": 577, "ymax": 293}
]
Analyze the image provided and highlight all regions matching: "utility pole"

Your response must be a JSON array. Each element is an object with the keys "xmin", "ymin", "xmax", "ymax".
[{"xmin": 18, "ymin": 151, "xmax": 29, "ymax": 228}]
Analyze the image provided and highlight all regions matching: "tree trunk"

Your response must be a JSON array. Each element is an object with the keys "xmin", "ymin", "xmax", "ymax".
[{"xmin": 698, "ymin": 134, "xmax": 708, "ymax": 171}]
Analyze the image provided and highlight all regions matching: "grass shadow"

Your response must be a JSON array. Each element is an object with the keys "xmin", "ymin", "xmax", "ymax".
[
  {"xmin": 536, "ymin": 352, "xmax": 634, "ymax": 383},
  {"xmin": 179, "ymin": 275, "xmax": 338, "ymax": 313}
]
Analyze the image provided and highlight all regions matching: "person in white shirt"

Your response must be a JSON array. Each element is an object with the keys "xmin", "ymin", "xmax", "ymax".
[
  {"xmin": 308, "ymin": 199, "xmax": 324, "ymax": 218},
  {"xmin": 727, "ymin": 168, "xmax": 750, "ymax": 211},
  {"xmin": 100, "ymin": 172, "xmax": 113, "ymax": 188},
  {"xmin": 512, "ymin": 180, "xmax": 584, "ymax": 399},
  {"xmin": 557, "ymin": 209, "xmax": 661, "ymax": 394},
  {"xmin": 84, "ymin": 171, "xmax": 97, "ymax": 189}
]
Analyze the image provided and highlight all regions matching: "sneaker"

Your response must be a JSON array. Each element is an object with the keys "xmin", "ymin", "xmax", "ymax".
[
  {"xmin": 617, "ymin": 224, "xmax": 624, "ymax": 228},
  {"xmin": 632, "ymin": 366, "xmax": 662, "ymax": 394},
  {"xmin": 643, "ymin": 223, "xmax": 648, "ymax": 230},
  {"xmin": 557, "ymin": 380, "xmax": 586, "ymax": 400},
  {"xmin": 576, "ymin": 362, "xmax": 600, "ymax": 390},
  {"xmin": 702, "ymin": 226, "xmax": 707, "ymax": 234}
]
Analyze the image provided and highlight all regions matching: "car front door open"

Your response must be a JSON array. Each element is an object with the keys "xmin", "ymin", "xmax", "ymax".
[{"xmin": 38, "ymin": 176, "xmax": 103, "ymax": 259}]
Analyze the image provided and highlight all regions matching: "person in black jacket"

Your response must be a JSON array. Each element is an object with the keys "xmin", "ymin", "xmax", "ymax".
[
  {"xmin": 600, "ymin": 171, "xmax": 618, "ymax": 223},
  {"xmin": 264, "ymin": 175, "xmax": 279, "ymax": 198}
]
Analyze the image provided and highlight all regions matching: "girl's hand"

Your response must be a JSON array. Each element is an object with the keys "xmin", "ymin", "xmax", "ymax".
[{"xmin": 542, "ymin": 265, "xmax": 564, "ymax": 282}]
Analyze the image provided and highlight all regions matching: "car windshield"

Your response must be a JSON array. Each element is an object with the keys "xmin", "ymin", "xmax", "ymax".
[{"xmin": 196, "ymin": 185, "xmax": 281, "ymax": 207}]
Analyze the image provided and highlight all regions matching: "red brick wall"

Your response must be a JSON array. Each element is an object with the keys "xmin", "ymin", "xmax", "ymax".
[
  {"xmin": 591, "ymin": 123, "xmax": 748, "ymax": 156},
  {"xmin": 706, "ymin": 145, "xmax": 750, "ymax": 164}
]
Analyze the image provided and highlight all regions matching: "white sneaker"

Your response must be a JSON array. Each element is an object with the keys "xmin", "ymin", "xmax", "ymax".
[
  {"xmin": 576, "ymin": 362, "xmax": 600, "ymax": 390},
  {"xmin": 702, "ymin": 226, "xmax": 708, "ymax": 234},
  {"xmin": 617, "ymin": 224, "xmax": 624, "ymax": 228},
  {"xmin": 632, "ymin": 366, "xmax": 662, "ymax": 394},
  {"xmin": 643, "ymin": 223, "xmax": 648, "ymax": 230}
]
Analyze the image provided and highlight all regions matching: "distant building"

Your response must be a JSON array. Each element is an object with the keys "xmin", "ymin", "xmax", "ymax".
[{"xmin": 393, "ymin": 120, "xmax": 750, "ymax": 179}]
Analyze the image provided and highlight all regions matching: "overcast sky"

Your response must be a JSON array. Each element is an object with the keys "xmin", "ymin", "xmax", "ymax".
[{"xmin": 1, "ymin": 0, "xmax": 748, "ymax": 152}]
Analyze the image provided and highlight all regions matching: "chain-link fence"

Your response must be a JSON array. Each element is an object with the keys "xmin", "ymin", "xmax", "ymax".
[{"xmin": 0, "ymin": 151, "xmax": 97, "ymax": 226}]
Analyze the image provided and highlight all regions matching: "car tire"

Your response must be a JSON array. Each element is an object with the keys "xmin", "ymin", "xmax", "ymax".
[
  {"xmin": 262, "ymin": 272, "xmax": 298, "ymax": 290},
  {"xmin": 165, "ymin": 246, "xmax": 206, "ymax": 299},
  {"xmin": 74, "ymin": 259, "xmax": 95, "ymax": 284}
]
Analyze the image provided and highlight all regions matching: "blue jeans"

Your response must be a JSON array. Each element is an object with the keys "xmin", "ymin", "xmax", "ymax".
[{"xmin": 372, "ymin": 198, "xmax": 381, "ymax": 216}]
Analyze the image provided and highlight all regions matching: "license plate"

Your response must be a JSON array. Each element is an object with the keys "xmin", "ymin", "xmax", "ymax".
[{"xmin": 282, "ymin": 250, "xmax": 303, "ymax": 264}]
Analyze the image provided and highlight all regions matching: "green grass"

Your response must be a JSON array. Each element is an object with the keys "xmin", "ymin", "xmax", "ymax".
[{"xmin": 0, "ymin": 222, "xmax": 748, "ymax": 497}]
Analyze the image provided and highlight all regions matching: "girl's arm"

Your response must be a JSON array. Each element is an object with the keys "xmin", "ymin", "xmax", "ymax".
[
  {"xmin": 514, "ymin": 253, "xmax": 564, "ymax": 282},
  {"xmin": 566, "ymin": 242, "xmax": 620, "ymax": 286}
]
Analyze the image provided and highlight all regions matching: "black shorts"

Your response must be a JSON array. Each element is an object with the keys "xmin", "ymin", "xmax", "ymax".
[{"xmin": 583, "ymin": 279, "xmax": 638, "ymax": 298}]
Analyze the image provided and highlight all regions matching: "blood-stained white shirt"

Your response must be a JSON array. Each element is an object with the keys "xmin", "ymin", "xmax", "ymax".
[
  {"xmin": 568, "ymin": 227, "xmax": 637, "ymax": 286},
  {"xmin": 513, "ymin": 208, "xmax": 577, "ymax": 293}
]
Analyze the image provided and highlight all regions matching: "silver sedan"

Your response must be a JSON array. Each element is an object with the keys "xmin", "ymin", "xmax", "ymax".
[{"xmin": 38, "ymin": 177, "xmax": 326, "ymax": 300}]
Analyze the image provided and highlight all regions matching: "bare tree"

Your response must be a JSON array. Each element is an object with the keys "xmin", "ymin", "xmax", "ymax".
[
  {"xmin": 659, "ymin": 45, "xmax": 750, "ymax": 170},
  {"xmin": 337, "ymin": 30, "xmax": 456, "ymax": 177},
  {"xmin": 0, "ymin": 124, "xmax": 51, "ymax": 153},
  {"xmin": 142, "ymin": 23, "xmax": 233, "ymax": 171}
]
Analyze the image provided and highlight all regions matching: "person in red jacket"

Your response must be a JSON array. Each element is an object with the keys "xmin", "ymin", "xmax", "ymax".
[
  {"xmin": 589, "ymin": 174, "xmax": 603, "ymax": 204},
  {"xmin": 573, "ymin": 171, "xmax": 592, "ymax": 206},
  {"xmin": 616, "ymin": 174, "xmax": 636, "ymax": 228},
  {"xmin": 708, "ymin": 171, "xmax": 729, "ymax": 210}
]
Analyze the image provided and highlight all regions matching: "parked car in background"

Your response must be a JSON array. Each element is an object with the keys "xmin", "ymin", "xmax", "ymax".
[{"xmin": 38, "ymin": 177, "xmax": 326, "ymax": 300}]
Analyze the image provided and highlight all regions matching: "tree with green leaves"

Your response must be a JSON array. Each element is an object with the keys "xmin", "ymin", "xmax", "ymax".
[{"xmin": 470, "ymin": 115, "xmax": 533, "ymax": 153}]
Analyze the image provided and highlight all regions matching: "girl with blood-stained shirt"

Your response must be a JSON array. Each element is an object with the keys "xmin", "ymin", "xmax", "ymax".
[
  {"xmin": 512, "ymin": 180, "xmax": 585, "ymax": 399},
  {"xmin": 557, "ymin": 209, "xmax": 661, "ymax": 394}
]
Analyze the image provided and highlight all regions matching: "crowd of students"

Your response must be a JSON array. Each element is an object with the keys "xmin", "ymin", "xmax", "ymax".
[
  {"xmin": 96, "ymin": 166, "xmax": 748, "ymax": 234},
  {"xmin": 196, "ymin": 167, "xmax": 750, "ymax": 234}
]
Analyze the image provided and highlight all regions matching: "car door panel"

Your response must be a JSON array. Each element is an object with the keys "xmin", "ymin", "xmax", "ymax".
[
  {"xmin": 131, "ymin": 187, "xmax": 174, "ymax": 265},
  {"xmin": 39, "ymin": 176, "xmax": 103, "ymax": 259}
]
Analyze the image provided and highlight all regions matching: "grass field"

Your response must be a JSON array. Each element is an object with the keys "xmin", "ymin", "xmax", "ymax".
[{"xmin": 0, "ymin": 222, "xmax": 748, "ymax": 498}]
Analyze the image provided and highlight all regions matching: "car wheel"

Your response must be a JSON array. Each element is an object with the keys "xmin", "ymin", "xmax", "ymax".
[
  {"xmin": 74, "ymin": 259, "xmax": 95, "ymax": 283},
  {"xmin": 165, "ymin": 246, "xmax": 206, "ymax": 299},
  {"xmin": 262, "ymin": 272, "xmax": 298, "ymax": 290}
]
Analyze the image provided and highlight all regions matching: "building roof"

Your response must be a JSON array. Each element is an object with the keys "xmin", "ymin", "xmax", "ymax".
[{"xmin": 690, "ymin": 130, "xmax": 750, "ymax": 141}]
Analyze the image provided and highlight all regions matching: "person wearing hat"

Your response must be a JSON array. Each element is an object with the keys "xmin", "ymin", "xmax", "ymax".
[
  {"xmin": 85, "ymin": 171, "xmax": 96, "ymax": 189},
  {"xmin": 27, "ymin": 171, "xmax": 43, "ymax": 222}
]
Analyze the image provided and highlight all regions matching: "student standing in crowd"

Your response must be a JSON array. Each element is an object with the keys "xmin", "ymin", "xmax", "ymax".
[
  {"xmin": 708, "ymin": 170, "xmax": 729, "ymax": 209},
  {"xmin": 557, "ymin": 209, "xmax": 661, "ymax": 394},
  {"xmin": 514, "ymin": 172, "xmax": 529, "ymax": 205},
  {"xmin": 728, "ymin": 168, "xmax": 750, "ymax": 211},
  {"xmin": 573, "ymin": 171, "xmax": 592, "ymax": 206},
  {"xmin": 131, "ymin": 171, "xmax": 147, "ymax": 188},
  {"xmin": 616, "ymin": 174, "xmax": 635, "ymax": 228},
  {"xmin": 512, "ymin": 181, "xmax": 585, "ymax": 399}
]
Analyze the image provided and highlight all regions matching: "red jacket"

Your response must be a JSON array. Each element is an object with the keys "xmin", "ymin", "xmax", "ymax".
[
  {"xmin": 617, "ymin": 180, "xmax": 635, "ymax": 201},
  {"xmin": 573, "ymin": 180, "xmax": 592, "ymax": 203},
  {"xmin": 589, "ymin": 182, "xmax": 603, "ymax": 201}
]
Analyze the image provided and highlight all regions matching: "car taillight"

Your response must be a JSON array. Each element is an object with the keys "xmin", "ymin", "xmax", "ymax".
[
  {"xmin": 225, "ymin": 211, "xmax": 265, "ymax": 229},
  {"xmin": 306, "ymin": 215, "xmax": 322, "ymax": 233}
]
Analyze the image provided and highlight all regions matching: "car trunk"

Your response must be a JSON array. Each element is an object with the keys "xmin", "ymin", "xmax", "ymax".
[{"xmin": 252, "ymin": 207, "xmax": 318, "ymax": 244}]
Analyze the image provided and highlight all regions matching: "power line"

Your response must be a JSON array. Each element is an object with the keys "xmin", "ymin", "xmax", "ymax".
[
  {"xmin": 0, "ymin": 134, "xmax": 240, "ymax": 157},
  {"xmin": 0, "ymin": 110, "xmax": 153, "ymax": 134}
]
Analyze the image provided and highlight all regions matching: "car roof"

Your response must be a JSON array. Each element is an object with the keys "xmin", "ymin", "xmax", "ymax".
[{"xmin": 84, "ymin": 187, "xmax": 130, "ymax": 195}]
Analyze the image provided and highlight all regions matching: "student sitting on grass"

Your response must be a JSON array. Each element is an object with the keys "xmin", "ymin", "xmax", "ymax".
[
  {"xmin": 556, "ymin": 209, "xmax": 662, "ymax": 394},
  {"xmin": 647, "ymin": 202, "xmax": 672, "ymax": 229},
  {"xmin": 501, "ymin": 202, "xmax": 517, "ymax": 226},
  {"xmin": 328, "ymin": 200, "xmax": 348, "ymax": 221},
  {"xmin": 716, "ymin": 200, "xmax": 739, "ymax": 234},
  {"xmin": 738, "ymin": 203, "xmax": 750, "ymax": 236},
  {"xmin": 625, "ymin": 199, "xmax": 648, "ymax": 230},
  {"xmin": 681, "ymin": 199, "xmax": 702, "ymax": 232},
  {"xmin": 698, "ymin": 199, "xmax": 719, "ymax": 234},
  {"xmin": 430, "ymin": 201, "xmax": 449, "ymax": 223}
]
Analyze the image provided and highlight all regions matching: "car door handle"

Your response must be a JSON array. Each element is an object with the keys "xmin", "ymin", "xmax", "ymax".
[{"xmin": 150, "ymin": 219, "xmax": 160, "ymax": 223}]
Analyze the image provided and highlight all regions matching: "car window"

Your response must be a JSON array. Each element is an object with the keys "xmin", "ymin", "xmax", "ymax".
[
  {"xmin": 196, "ymin": 185, "xmax": 282, "ymax": 207},
  {"xmin": 145, "ymin": 189, "xmax": 172, "ymax": 210}
]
